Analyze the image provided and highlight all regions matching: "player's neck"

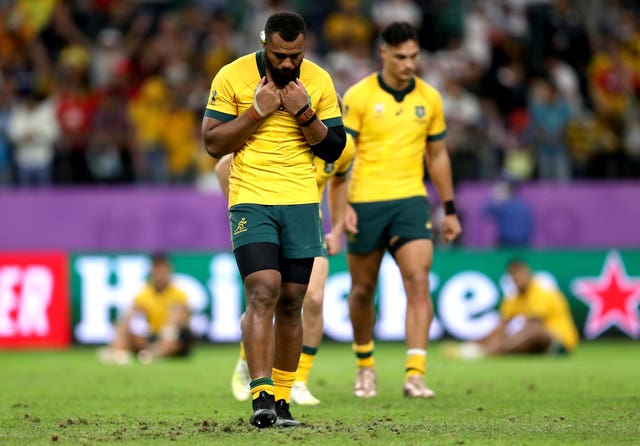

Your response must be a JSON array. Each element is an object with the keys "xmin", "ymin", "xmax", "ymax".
[{"xmin": 380, "ymin": 70, "xmax": 411, "ymax": 91}]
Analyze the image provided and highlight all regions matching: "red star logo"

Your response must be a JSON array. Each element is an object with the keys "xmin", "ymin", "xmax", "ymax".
[{"xmin": 571, "ymin": 251, "xmax": 640, "ymax": 339}]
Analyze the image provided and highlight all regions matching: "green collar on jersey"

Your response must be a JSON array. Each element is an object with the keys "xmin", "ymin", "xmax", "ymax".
[
  {"xmin": 255, "ymin": 49, "xmax": 301, "ymax": 84},
  {"xmin": 256, "ymin": 50, "xmax": 266, "ymax": 78},
  {"xmin": 377, "ymin": 71, "xmax": 415, "ymax": 103}
]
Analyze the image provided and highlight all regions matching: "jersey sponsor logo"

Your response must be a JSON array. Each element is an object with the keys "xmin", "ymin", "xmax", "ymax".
[
  {"xmin": 415, "ymin": 105, "xmax": 425, "ymax": 118},
  {"xmin": 233, "ymin": 217, "xmax": 248, "ymax": 235},
  {"xmin": 210, "ymin": 90, "xmax": 217, "ymax": 106},
  {"xmin": 324, "ymin": 162, "xmax": 335, "ymax": 173},
  {"xmin": 374, "ymin": 103, "xmax": 384, "ymax": 115}
]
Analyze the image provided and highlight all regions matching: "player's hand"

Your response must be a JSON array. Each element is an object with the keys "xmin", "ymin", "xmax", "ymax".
[
  {"xmin": 279, "ymin": 79, "xmax": 309, "ymax": 115},
  {"xmin": 254, "ymin": 77, "xmax": 282, "ymax": 117},
  {"xmin": 345, "ymin": 204, "xmax": 358, "ymax": 234},
  {"xmin": 325, "ymin": 231, "xmax": 342, "ymax": 256},
  {"xmin": 441, "ymin": 214, "xmax": 462, "ymax": 243}
]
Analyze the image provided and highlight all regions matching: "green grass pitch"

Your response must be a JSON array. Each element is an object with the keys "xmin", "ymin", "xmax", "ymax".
[{"xmin": 1, "ymin": 340, "xmax": 638, "ymax": 445}]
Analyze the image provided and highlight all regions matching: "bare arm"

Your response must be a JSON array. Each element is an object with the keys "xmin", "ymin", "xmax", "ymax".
[
  {"xmin": 166, "ymin": 303, "xmax": 190, "ymax": 328},
  {"xmin": 425, "ymin": 139, "xmax": 462, "ymax": 243},
  {"xmin": 202, "ymin": 115, "xmax": 259, "ymax": 159},
  {"xmin": 325, "ymin": 174, "xmax": 349, "ymax": 255},
  {"xmin": 214, "ymin": 153, "xmax": 232, "ymax": 199}
]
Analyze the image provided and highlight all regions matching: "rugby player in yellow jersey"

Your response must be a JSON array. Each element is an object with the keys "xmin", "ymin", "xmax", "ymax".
[
  {"xmin": 449, "ymin": 259, "xmax": 579, "ymax": 359},
  {"xmin": 341, "ymin": 22, "xmax": 462, "ymax": 399},
  {"xmin": 97, "ymin": 253, "xmax": 192, "ymax": 365},
  {"xmin": 202, "ymin": 11, "xmax": 346, "ymax": 428},
  {"xmin": 217, "ymin": 131, "xmax": 355, "ymax": 406}
]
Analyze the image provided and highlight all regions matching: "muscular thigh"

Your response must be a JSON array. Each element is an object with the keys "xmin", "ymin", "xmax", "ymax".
[
  {"xmin": 347, "ymin": 249, "xmax": 385, "ymax": 292},
  {"xmin": 393, "ymin": 238, "xmax": 434, "ymax": 276}
]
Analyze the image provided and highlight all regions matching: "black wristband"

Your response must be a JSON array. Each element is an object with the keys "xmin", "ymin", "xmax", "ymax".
[
  {"xmin": 300, "ymin": 113, "xmax": 317, "ymax": 127},
  {"xmin": 295, "ymin": 104, "xmax": 310, "ymax": 117},
  {"xmin": 444, "ymin": 200, "xmax": 457, "ymax": 215}
]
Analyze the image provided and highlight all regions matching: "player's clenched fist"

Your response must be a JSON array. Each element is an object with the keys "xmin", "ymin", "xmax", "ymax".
[
  {"xmin": 279, "ymin": 79, "xmax": 309, "ymax": 115},
  {"xmin": 253, "ymin": 77, "xmax": 282, "ymax": 118}
]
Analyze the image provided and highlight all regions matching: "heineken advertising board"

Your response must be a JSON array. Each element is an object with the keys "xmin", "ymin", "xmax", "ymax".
[{"xmin": 70, "ymin": 250, "xmax": 640, "ymax": 344}]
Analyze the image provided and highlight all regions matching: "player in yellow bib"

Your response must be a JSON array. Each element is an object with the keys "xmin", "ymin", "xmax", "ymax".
[
  {"xmin": 218, "ymin": 132, "xmax": 355, "ymax": 406},
  {"xmin": 202, "ymin": 12, "xmax": 346, "ymax": 428},
  {"xmin": 342, "ymin": 22, "xmax": 462, "ymax": 399}
]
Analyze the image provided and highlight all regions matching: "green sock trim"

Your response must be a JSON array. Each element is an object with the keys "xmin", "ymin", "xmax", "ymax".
[
  {"xmin": 302, "ymin": 345, "xmax": 318, "ymax": 355},
  {"xmin": 249, "ymin": 377, "xmax": 274, "ymax": 390},
  {"xmin": 356, "ymin": 351, "xmax": 374, "ymax": 359}
]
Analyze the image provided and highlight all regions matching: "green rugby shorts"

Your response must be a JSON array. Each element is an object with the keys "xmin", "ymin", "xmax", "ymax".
[
  {"xmin": 346, "ymin": 196, "xmax": 432, "ymax": 254},
  {"xmin": 229, "ymin": 203, "xmax": 325, "ymax": 259}
]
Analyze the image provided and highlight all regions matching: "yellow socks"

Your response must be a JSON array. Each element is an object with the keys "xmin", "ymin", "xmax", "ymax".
[
  {"xmin": 353, "ymin": 341, "xmax": 375, "ymax": 369},
  {"xmin": 295, "ymin": 345, "xmax": 318, "ymax": 384},
  {"xmin": 272, "ymin": 368, "xmax": 296, "ymax": 403},
  {"xmin": 405, "ymin": 348, "xmax": 427, "ymax": 379},
  {"xmin": 250, "ymin": 377, "xmax": 274, "ymax": 400}
]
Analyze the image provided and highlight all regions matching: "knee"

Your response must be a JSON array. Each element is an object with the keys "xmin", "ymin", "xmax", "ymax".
[
  {"xmin": 245, "ymin": 279, "xmax": 279, "ymax": 313},
  {"xmin": 350, "ymin": 281, "xmax": 376, "ymax": 304},
  {"xmin": 304, "ymin": 288, "xmax": 324, "ymax": 314},
  {"xmin": 403, "ymin": 269, "xmax": 429, "ymax": 294},
  {"xmin": 277, "ymin": 295, "xmax": 304, "ymax": 319}
]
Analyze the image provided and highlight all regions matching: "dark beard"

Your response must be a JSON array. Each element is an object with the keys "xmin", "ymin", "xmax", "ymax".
[{"xmin": 265, "ymin": 54, "xmax": 300, "ymax": 87}]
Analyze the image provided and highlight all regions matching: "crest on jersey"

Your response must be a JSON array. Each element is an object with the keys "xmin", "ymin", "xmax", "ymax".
[
  {"xmin": 324, "ymin": 162, "xmax": 335, "ymax": 173},
  {"xmin": 415, "ymin": 105, "xmax": 425, "ymax": 117},
  {"xmin": 211, "ymin": 90, "xmax": 217, "ymax": 106}
]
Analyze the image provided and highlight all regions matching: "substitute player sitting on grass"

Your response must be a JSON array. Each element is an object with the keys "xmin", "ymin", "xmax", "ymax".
[
  {"xmin": 446, "ymin": 258, "xmax": 579, "ymax": 359},
  {"xmin": 98, "ymin": 253, "xmax": 192, "ymax": 365}
]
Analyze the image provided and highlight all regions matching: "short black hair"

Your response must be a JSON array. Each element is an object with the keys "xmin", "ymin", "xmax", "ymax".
[
  {"xmin": 507, "ymin": 257, "xmax": 528, "ymax": 270},
  {"xmin": 151, "ymin": 252, "xmax": 170, "ymax": 266},
  {"xmin": 264, "ymin": 11, "xmax": 306, "ymax": 42},
  {"xmin": 381, "ymin": 21, "xmax": 418, "ymax": 46}
]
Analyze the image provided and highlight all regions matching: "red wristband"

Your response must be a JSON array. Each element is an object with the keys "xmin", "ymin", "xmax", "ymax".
[
  {"xmin": 246, "ymin": 105, "xmax": 262, "ymax": 124},
  {"xmin": 296, "ymin": 106, "xmax": 316, "ymax": 126}
]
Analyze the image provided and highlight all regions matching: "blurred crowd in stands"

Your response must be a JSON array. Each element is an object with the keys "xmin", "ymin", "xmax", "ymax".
[{"xmin": 0, "ymin": 0, "xmax": 639, "ymax": 188}]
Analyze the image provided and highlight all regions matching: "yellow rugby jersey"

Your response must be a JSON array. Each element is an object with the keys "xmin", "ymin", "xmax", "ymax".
[
  {"xmin": 315, "ymin": 132, "xmax": 355, "ymax": 201},
  {"xmin": 205, "ymin": 50, "xmax": 343, "ymax": 207},
  {"xmin": 132, "ymin": 284, "xmax": 189, "ymax": 335},
  {"xmin": 342, "ymin": 72, "xmax": 446, "ymax": 203},
  {"xmin": 500, "ymin": 280, "xmax": 579, "ymax": 351}
]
